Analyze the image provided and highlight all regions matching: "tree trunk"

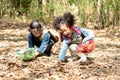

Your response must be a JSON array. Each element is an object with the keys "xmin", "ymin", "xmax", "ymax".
[
  {"xmin": 42, "ymin": 0, "xmax": 47, "ymax": 14},
  {"xmin": 30, "ymin": 0, "xmax": 39, "ymax": 13},
  {"xmin": 94, "ymin": 0, "xmax": 101, "ymax": 29}
]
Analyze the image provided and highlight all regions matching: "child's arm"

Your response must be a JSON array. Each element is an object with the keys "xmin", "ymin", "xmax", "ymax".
[
  {"xmin": 37, "ymin": 32, "xmax": 51, "ymax": 54},
  {"xmin": 59, "ymin": 39, "xmax": 69, "ymax": 61},
  {"xmin": 28, "ymin": 33, "xmax": 34, "ymax": 48}
]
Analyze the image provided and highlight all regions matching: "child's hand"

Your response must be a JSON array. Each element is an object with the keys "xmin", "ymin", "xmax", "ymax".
[
  {"xmin": 35, "ymin": 50, "xmax": 39, "ymax": 56},
  {"xmin": 34, "ymin": 49, "xmax": 42, "ymax": 58}
]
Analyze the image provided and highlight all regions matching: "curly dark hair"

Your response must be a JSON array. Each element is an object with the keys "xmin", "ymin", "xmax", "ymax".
[
  {"xmin": 53, "ymin": 12, "xmax": 75, "ymax": 30},
  {"xmin": 63, "ymin": 12, "xmax": 75, "ymax": 28},
  {"xmin": 53, "ymin": 16, "xmax": 63, "ymax": 30}
]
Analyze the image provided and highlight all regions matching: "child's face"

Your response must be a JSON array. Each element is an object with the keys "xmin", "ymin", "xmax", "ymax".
[
  {"xmin": 60, "ymin": 23, "xmax": 72, "ymax": 37},
  {"xmin": 31, "ymin": 28, "xmax": 41, "ymax": 37}
]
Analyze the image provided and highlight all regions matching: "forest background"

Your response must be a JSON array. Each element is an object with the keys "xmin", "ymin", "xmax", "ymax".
[
  {"xmin": 0, "ymin": 0, "xmax": 119, "ymax": 30},
  {"xmin": 0, "ymin": 0, "xmax": 120, "ymax": 80}
]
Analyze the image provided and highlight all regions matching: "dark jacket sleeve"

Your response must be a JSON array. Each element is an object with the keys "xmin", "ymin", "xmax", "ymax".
[{"xmin": 28, "ymin": 33, "xmax": 34, "ymax": 48}]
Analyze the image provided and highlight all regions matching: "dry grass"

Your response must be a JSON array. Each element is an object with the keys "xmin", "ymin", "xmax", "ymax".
[{"xmin": 0, "ymin": 21, "xmax": 120, "ymax": 80}]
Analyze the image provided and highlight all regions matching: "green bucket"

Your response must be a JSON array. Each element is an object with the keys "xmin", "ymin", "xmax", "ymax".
[{"xmin": 17, "ymin": 48, "xmax": 35, "ymax": 61}]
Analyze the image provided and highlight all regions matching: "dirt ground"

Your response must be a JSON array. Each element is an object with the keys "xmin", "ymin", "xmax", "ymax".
[{"xmin": 0, "ymin": 20, "xmax": 120, "ymax": 80}]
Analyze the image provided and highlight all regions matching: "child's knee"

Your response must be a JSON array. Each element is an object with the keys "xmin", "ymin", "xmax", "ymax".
[{"xmin": 69, "ymin": 44, "xmax": 78, "ymax": 51}]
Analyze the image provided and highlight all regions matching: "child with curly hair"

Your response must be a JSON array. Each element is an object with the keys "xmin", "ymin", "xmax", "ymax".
[{"xmin": 53, "ymin": 12, "xmax": 95, "ymax": 63}]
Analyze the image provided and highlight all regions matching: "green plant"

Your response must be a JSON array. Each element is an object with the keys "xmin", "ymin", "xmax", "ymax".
[{"xmin": 17, "ymin": 48, "xmax": 35, "ymax": 61}]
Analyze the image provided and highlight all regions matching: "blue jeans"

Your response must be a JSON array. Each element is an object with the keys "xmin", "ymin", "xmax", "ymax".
[
  {"xmin": 28, "ymin": 32, "xmax": 54, "ymax": 56},
  {"xmin": 59, "ymin": 39, "xmax": 70, "ymax": 61}
]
